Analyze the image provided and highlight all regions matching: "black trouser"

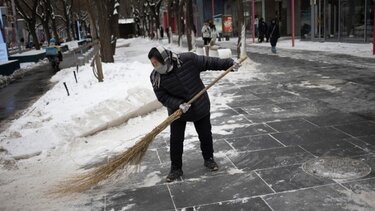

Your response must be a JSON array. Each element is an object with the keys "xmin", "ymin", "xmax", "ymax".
[
  {"xmin": 170, "ymin": 113, "xmax": 213, "ymax": 170},
  {"xmin": 203, "ymin": 38, "xmax": 211, "ymax": 45}
]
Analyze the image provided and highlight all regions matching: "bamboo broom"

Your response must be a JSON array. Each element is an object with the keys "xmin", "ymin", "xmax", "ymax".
[{"xmin": 55, "ymin": 56, "xmax": 248, "ymax": 194}]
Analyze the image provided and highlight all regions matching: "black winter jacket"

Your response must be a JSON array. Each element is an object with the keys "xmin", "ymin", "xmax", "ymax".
[{"xmin": 150, "ymin": 52, "xmax": 234, "ymax": 122}]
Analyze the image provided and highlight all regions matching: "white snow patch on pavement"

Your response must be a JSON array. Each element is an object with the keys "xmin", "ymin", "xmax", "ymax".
[{"xmin": 251, "ymin": 39, "xmax": 374, "ymax": 58}]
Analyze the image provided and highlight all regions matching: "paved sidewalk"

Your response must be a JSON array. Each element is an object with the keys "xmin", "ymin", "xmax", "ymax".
[{"xmin": 88, "ymin": 48, "xmax": 375, "ymax": 210}]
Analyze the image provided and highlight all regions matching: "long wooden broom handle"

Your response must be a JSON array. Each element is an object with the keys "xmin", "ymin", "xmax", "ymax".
[{"xmin": 187, "ymin": 56, "xmax": 248, "ymax": 105}]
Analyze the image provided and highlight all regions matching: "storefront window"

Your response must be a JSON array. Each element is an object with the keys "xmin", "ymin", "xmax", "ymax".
[
  {"xmin": 340, "ymin": 0, "xmax": 366, "ymax": 41},
  {"xmin": 366, "ymin": 0, "xmax": 374, "ymax": 41},
  {"xmin": 326, "ymin": 0, "xmax": 339, "ymax": 40},
  {"xmin": 300, "ymin": 0, "xmax": 311, "ymax": 39}
]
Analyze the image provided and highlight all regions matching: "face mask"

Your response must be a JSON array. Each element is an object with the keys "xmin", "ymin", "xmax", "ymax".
[{"xmin": 155, "ymin": 63, "xmax": 169, "ymax": 74}]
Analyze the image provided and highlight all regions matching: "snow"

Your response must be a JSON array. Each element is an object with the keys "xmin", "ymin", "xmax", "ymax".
[
  {"xmin": 11, "ymin": 49, "xmax": 45, "ymax": 56},
  {"xmin": 250, "ymin": 39, "xmax": 374, "ymax": 58},
  {"xmin": 118, "ymin": 18, "xmax": 135, "ymax": 24},
  {"xmin": 60, "ymin": 40, "xmax": 80, "ymax": 51}
]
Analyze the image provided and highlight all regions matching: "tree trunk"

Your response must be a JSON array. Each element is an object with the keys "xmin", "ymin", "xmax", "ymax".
[
  {"xmin": 62, "ymin": 0, "xmax": 72, "ymax": 41},
  {"xmin": 42, "ymin": 22, "xmax": 51, "ymax": 44},
  {"xmin": 51, "ymin": 17, "xmax": 60, "ymax": 42},
  {"xmin": 87, "ymin": 5, "xmax": 98, "ymax": 40},
  {"xmin": 94, "ymin": 0, "xmax": 114, "ymax": 62},
  {"xmin": 65, "ymin": 22, "xmax": 72, "ymax": 41},
  {"xmin": 236, "ymin": 0, "xmax": 244, "ymax": 58},
  {"xmin": 15, "ymin": 0, "xmax": 41, "ymax": 49},
  {"xmin": 29, "ymin": 25, "xmax": 40, "ymax": 50},
  {"xmin": 111, "ymin": 13, "xmax": 119, "ymax": 55}
]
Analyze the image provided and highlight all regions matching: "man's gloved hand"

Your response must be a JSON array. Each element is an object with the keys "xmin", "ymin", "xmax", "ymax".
[
  {"xmin": 179, "ymin": 103, "xmax": 191, "ymax": 113},
  {"xmin": 232, "ymin": 61, "xmax": 241, "ymax": 72}
]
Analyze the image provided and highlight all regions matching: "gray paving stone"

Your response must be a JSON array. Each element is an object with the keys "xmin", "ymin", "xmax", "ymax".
[
  {"xmin": 231, "ymin": 107, "xmax": 249, "ymax": 115},
  {"xmin": 228, "ymin": 146, "xmax": 314, "ymax": 171},
  {"xmin": 291, "ymin": 87, "xmax": 338, "ymax": 99},
  {"xmin": 93, "ymin": 184, "xmax": 174, "ymax": 211},
  {"xmin": 241, "ymin": 85, "xmax": 282, "ymax": 94},
  {"xmin": 107, "ymin": 163, "xmax": 171, "ymax": 190},
  {"xmin": 275, "ymin": 100, "xmax": 329, "ymax": 111},
  {"xmin": 157, "ymin": 139, "xmax": 233, "ymax": 164},
  {"xmin": 253, "ymin": 91, "xmax": 296, "ymax": 99},
  {"xmin": 179, "ymin": 151, "xmax": 237, "ymax": 180},
  {"xmin": 241, "ymin": 104, "xmax": 286, "ymax": 116},
  {"xmin": 271, "ymin": 127, "xmax": 350, "ymax": 146},
  {"xmin": 226, "ymin": 134, "xmax": 283, "ymax": 152},
  {"xmin": 169, "ymin": 172, "xmax": 273, "ymax": 208},
  {"xmin": 184, "ymin": 197, "xmax": 272, "ymax": 211},
  {"xmin": 266, "ymin": 119, "xmax": 318, "ymax": 132},
  {"xmin": 228, "ymin": 98, "xmax": 274, "ymax": 108},
  {"xmin": 344, "ymin": 137, "xmax": 375, "ymax": 153},
  {"xmin": 213, "ymin": 123, "xmax": 276, "ymax": 139},
  {"xmin": 267, "ymin": 94, "xmax": 308, "ymax": 104},
  {"xmin": 264, "ymin": 184, "xmax": 359, "ymax": 211},
  {"xmin": 305, "ymin": 111, "xmax": 367, "ymax": 127},
  {"xmin": 334, "ymin": 121, "xmax": 375, "ymax": 137},
  {"xmin": 300, "ymin": 139, "xmax": 367, "ymax": 157},
  {"xmin": 211, "ymin": 110, "xmax": 251, "ymax": 126},
  {"xmin": 358, "ymin": 135, "xmax": 375, "ymax": 146},
  {"xmin": 256, "ymin": 164, "xmax": 335, "ymax": 192}
]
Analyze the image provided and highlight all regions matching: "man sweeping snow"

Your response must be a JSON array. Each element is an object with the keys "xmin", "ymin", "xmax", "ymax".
[{"xmin": 148, "ymin": 46, "xmax": 240, "ymax": 182}]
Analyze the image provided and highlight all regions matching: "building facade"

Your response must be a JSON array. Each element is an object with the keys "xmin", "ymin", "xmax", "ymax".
[{"xmin": 164, "ymin": 0, "xmax": 374, "ymax": 43}]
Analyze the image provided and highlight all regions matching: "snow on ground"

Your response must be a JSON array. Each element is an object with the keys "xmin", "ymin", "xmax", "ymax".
[
  {"xmin": 251, "ymin": 39, "xmax": 374, "ymax": 58},
  {"xmin": 0, "ymin": 37, "xmax": 260, "ymax": 210},
  {"xmin": 60, "ymin": 40, "xmax": 80, "ymax": 51},
  {"xmin": 10, "ymin": 49, "xmax": 46, "ymax": 56},
  {"xmin": 217, "ymin": 36, "xmax": 374, "ymax": 58}
]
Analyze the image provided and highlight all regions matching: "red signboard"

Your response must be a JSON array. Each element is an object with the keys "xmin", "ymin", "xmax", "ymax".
[{"xmin": 223, "ymin": 16, "xmax": 233, "ymax": 33}]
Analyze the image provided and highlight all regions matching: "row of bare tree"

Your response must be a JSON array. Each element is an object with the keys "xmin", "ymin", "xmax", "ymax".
[
  {"xmin": 9, "ymin": 0, "xmax": 245, "ymax": 62},
  {"xmin": 9, "ymin": 0, "xmax": 118, "ymax": 62}
]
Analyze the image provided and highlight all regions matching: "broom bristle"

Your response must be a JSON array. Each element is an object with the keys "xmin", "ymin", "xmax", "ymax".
[{"xmin": 53, "ymin": 110, "xmax": 182, "ymax": 195}]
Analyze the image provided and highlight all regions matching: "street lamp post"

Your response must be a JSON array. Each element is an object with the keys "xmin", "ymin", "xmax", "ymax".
[{"xmin": 212, "ymin": 0, "xmax": 214, "ymax": 18}]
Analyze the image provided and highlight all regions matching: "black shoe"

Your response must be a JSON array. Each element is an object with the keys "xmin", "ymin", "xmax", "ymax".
[
  {"xmin": 166, "ymin": 169, "xmax": 183, "ymax": 182},
  {"xmin": 204, "ymin": 158, "xmax": 219, "ymax": 171}
]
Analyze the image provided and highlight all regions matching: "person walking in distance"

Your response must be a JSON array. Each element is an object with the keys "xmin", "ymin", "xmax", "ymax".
[
  {"xmin": 201, "ymin": 21, "xmax": 212, "ymax": 46},
  {"xmin": 148, "ymin": 46, "xmax": 240, "ymax": 182},
  {"xmin": 258, "ymin": 18, "xmax": 268, "ymax": 43},
  {"xmin": 268, "ymin": 19, "xmax": 280, "ymax": 53}
]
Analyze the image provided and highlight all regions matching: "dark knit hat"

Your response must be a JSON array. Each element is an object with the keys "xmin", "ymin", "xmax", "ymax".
[{"xmin": 148, "ymin": 47, "xmax": 164, "ymax": 64}]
